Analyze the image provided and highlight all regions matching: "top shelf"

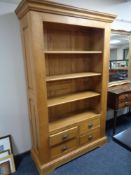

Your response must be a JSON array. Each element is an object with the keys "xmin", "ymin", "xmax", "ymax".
[{"xmin": 44, "ymin": 51, "xmax": 102, "ymax": 54}]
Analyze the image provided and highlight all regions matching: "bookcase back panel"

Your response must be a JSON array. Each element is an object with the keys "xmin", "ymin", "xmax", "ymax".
[
  {"xmin": 90, "ymin": 55, "xmax": 103, "ymax": 73},
  {"xmin": 90, "ymin": 29, "xmax": 104, "ymax": 51},
  {"xmin": 48, "ymin": 96, "xmax": 100, "ymax": 122},
  {"xmin": 45, "ymin": 54, "xmax": 102, "ymax": 76},
  {"xmin": 47, "ymin": 77, "xmax": 101, "ymax": 98},
  {"xmin": 44, "ymin": 22, "xmax": 104, "ymax": 51}
]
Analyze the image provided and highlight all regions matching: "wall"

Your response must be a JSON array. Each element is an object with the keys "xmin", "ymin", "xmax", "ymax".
[
  {"xmin": 0, "ymin": 0, "xmax": 131, "ymax": 155},
  {"xmin": 117, "ymin": 44, "xmax": 129, "ymax": 60},
  {"xmin": 110, "ymin": 49, "xmax": 117, "ymax": 60},
  {"xmin": 0, "ymin": 2, "xmax": 31, "ymax": 155},
  {"xmin": 48, "ymin": 0, "xmax": 131, "ymax": 31}
]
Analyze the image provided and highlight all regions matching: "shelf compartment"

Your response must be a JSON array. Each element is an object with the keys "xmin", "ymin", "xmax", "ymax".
[
  {"xmin": 46, "ymin": 72, "xmax": 101, "ymax": 82},
  {"xmin": 44, "ymin": 22, "xmax": 104, "ymax": 51},
  {"xmin": 48, "ymin": 91, "xmax": 100, "ymax": 107},
  {"xmin": 45, "ymin": 54, "xmax": 103, "ymax": 77},
  {"xmin": 49, "ymin": 111, "xmax": 101, "ymax": 133},
  {"xmin": 44, "ymin": 51, "xmax": 102, "ymax": 54}
]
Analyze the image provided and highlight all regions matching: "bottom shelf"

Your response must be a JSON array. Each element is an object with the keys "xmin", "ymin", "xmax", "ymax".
[{"xmin": 49, "ymin": 111, "xmax": 101, "ymax": 133}]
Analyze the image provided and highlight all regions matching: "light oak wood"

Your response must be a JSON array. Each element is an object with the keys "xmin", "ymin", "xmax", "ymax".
[
  {"xmin": 50, "ymin": 139, "xmax": 78, "ymax": 159},
  {"xmin": 49, "ymin": 127, "xmax": 78, "ymax": 146},
  {"xmin": 49, "ymin": 111, "xmax": 101, "ymax": 133},
  {"xmin": 80, "ymin": 128, "xmax": 100, "ymax": 145},
  {"xmin": 16, "ymin": 0, "xmax": 116, "ymax": 174},
  {"xmin": 79, "ymin": 118, "xmax": 100, "ymax": 134},
  {"xmin": 46, "ymin": 72, "xmax": 101, "ymax": 82},
  {"xmin": 48, "ymin": 91, "xmax": 100, "ymax": 107},
  {"xmin": 44, "ymin": 51, "xmax": 102, "ymax": 54},
  {"xmin": 16, "ymin": 0, "xmax": 116, "ymax": 22}
]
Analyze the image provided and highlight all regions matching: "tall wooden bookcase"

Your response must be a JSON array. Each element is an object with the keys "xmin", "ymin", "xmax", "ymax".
[{"xmin": 16, "ymin": 1, "xmax": 116, "ymax": 174}]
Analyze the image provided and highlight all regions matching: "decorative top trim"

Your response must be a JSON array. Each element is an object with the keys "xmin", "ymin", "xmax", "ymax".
[{"xmin": 15, "ymin": 0, "xmax": 116, "ymax": 23}]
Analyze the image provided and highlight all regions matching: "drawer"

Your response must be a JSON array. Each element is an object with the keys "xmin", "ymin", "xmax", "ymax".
[
  {"xmin": 80, "ymin": 128, "xmax": 100, "ymax": 145},
  {"xmin": 49, "ymin": 127, "xmax": 78, "ymax": 146},
  {"xmin": 79, "ymin": 117, "xmax": 100, "ymax": 135},
  {"xmin": 50, "ymin": 139, "xmax": 78, "ymax": 159},
  {"xmin": 118, "ymin": 93, "xmax": 131, "ymax": 103}
]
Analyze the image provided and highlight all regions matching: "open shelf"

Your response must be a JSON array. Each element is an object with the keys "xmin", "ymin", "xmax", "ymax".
[
  {"xmin": 48, "ymin": 91, "xmax": 100, "ymax": 107},
  {"xmin": 44, "ymin": 51, "xmax": 102, "ymax": 54},
  {"xmin": 46, "ymin": 72, "xmax": 101, "ymax": 82},
  {"xmin": 49, "ymin": 111, "xmax": 101, "ymax": 132}
]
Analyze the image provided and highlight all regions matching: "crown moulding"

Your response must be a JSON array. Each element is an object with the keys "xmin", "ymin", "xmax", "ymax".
[{"xmin": 15, "ymin": 0, "xmax": 116, "ymax": 22}]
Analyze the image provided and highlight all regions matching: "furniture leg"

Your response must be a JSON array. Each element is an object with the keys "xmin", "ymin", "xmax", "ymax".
[{"xmin": 113, "ymin": 110, "xmax": 117, "ymax": 135}]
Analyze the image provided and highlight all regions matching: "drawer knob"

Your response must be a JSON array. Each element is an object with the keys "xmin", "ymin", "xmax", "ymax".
[
  {"xmin": 61, "ymin": 145, "xmax": 68, "ymax": 152},
  {"xmin": 88, "ymin": 122, "xmax": 93, "ymax": 129},
  {"xmin": 88, "ymin": 135, "xmax": 93, "ymax": 140},
  {"xmin": 62, "ymin": 134, "xmax": 69, "ymax": 140}
]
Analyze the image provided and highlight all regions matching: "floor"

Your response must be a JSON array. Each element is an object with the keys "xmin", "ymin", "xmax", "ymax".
[{"xmin": 13, "ymin": 114, "xmax": 131, "ymax": 175}]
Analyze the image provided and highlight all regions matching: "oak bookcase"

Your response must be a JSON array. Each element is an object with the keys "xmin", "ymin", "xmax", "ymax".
[{"xmin": 16, "ymin": 1, "xmax": 116, "ymax": 174}]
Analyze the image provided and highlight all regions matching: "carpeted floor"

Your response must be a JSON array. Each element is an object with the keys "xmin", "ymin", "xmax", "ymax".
[{"xmin": 14, "ymin": 115, "xmax": 131, "ymax": 175}]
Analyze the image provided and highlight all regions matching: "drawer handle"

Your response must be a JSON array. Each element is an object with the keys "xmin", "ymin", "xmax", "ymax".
[
  {"xmin": 62, "ymin": 134, "xmax": 69, "ymax": 140},
  {"xmin": 88, "ymin": 122, "xmax": 93, "ymax": 129},
  {"xmin": 88, "ymin": 135, "xmax": 93, "ymax": 141},
  {"xmin": 61, "ymin": 145, "xmax": 68, "ymax": 152}
]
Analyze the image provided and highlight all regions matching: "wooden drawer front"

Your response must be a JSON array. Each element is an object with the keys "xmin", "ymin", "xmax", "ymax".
[
  {"xmin": 49, "ymin": 127, "xmax": 78, "ymax": 146},
  {"xmin": 80, "ymin": 128, "xmax": 100, "ymax": 145},
  {"xmin": 118, "ymin": 101, "xmax": 131, "ymax": 109},
  {"xmin": 50, "ymin": 139, "xmax": 78, "ymax": 159},
  {"xmin": 79, "ymin": 118, "xmax": 100, "ymax": 135},
  {"xmin": 118, "ymin": 93, "xmax": 131, "ymax": 103}
]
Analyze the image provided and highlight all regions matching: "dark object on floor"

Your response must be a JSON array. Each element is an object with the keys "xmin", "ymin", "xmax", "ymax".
[{"xmin": 113, "ymin": 127, "xmax": 131, "ymax": 151}]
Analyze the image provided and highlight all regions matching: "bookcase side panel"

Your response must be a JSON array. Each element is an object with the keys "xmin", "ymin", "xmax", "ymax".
[
  {"xmin": 20, "ymin": 12, "xmax": 50, "ymax": 164},
  {"xmin": 100, "ymin": 24, "xmax": 111, "ymax": 137}
]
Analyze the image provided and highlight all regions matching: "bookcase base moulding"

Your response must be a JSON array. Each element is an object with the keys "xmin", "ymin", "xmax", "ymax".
[
  {"xmin": 16, "ymin": 1, "xmax": 116, "ymax": 174},
  {"xmin": 32, "ymin": 137, "xmax": 107, "ymax": 175}
]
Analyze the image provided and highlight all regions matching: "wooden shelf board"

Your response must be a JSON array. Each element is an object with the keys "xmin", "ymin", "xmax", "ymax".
[
  {"xmin": 48, "ymin": 91, "xmax": 100, "ymax": 107},
  {"xmin": 46, "ymin": 72, "xmax": 101, "ymax": 82},
  {"xmin": 44, "ymin": 51, "xmax": 102, "ymax": 54},
  {"xmin": 49, "ymin": 111, "xmax": 101, "ymax": 132}
]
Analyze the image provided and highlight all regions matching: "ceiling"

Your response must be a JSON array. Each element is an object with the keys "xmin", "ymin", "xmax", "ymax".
[
  {"xmin": 110, "ymin": 33, "xmax": 129, "ymax": 49},
  {"xmin": 1, "ymin": 0, "xmax": 131, "ymax": 4},
  {"xmin": 0, "ymin": 0, "xmax": 21, "ymax": 4}
]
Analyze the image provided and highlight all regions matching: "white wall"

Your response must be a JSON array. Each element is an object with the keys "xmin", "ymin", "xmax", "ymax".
[
  {"xmin": 117, "ymin": 44, "xmax": 129, "ymax": 60},
  {"xmin": 0, "ymin": 2, "xmax": 31, "ymax": 155},
  {"xmin": 48, "ymin": 0, "xmax": 131, "ymax": 31},
  {"xmin": 0, "ymin": 0, "xmax": 131, "ymax": 155},
  {"xmin": 110, "ymin": 49, "xmax": 117, "ymax": 60}
]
